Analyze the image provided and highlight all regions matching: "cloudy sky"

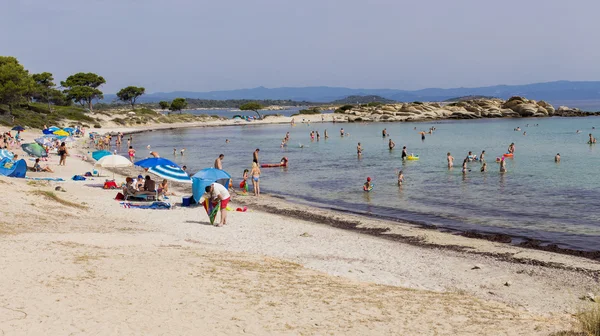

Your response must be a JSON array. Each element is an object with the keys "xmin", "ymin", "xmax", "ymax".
[{"xmin": 1, "ymin": 0, "xmax": 599, "ymax": 93}]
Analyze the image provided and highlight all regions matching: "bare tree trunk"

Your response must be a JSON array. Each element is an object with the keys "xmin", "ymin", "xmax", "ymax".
[{"xmin": 88, "ymin": 99, "xmax": 93, "ymax": 112}]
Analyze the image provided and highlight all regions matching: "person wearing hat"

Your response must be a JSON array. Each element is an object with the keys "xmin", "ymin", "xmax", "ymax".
[
  {"xmin": 135, "ymin": 175, "xmax": 145, "ymax": 190},
  {"xmin": 204, "ymin": 182, "xmax": 231, "ymax": 227},
  {"xmin": 363, "ymin": 177, "xmax": 372, "ymax": 191}
]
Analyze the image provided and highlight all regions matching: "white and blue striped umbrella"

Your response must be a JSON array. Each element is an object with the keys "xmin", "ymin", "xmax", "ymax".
[
  {"xmin": 148, "ymin": 165, "xmax": 192, "ymax": 183},
  {"xmin": 0, "ymin": 149, "xmax": 14, "ymax": 161}
]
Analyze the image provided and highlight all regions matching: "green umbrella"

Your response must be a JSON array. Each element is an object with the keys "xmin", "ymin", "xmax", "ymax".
[{"xmin": 21, "ymin": 143, "xmax": 48, "ymax": 157}]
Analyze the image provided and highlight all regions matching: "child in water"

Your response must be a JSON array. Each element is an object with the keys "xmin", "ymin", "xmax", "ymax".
[
  {"xmin": 447, "ymin": 152, "xmax": 454, "ymax": 168},
  {"xmin": 397, "ymin": 171, "xmax": 404, "ymax": 185},
  {"xmin": 480, "ymin": 163, "xmax": 487, "ymax": 172},
  {"xmin": 363, "ymin": 177, "xmax": 372, "ymax": 191},
  {"xmin": 241, "ymin": 169, "xmax": 249, "ymax": 194}
]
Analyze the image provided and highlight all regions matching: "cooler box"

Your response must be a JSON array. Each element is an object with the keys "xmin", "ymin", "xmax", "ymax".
[{"xmin": 181, "ymin": 196, "xmax": 195, "ymax": 207}]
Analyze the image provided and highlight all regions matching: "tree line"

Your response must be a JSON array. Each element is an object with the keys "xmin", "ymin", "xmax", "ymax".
[{"xmin": 0, "ymin": 56, "xmax": 190, "ymax": 115}]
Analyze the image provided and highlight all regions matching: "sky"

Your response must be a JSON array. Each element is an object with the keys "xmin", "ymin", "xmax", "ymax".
[{"xmin": 1, "ymin": 0, "xmax": 600, "ymax": 94}]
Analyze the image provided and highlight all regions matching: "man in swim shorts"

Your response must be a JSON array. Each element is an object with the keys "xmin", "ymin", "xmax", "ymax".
[
  {"xmin": 253, "ymin": 148, "xmax": 260, "ymax": 164},
  {"xmin": 205, "ymin": 182, "xmax": 231, "ymax": 227},
  {"xmin": 402, "ymin": 146, "xmax": 407, "ymax": 160},
  {"xmin": 214, "ymin": 154, "xmax": 224, "ymax": 169}
]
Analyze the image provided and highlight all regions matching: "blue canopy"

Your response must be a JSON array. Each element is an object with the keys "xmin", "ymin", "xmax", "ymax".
[
  {"xmin": 191, "ymin": 168, "xmax": 231, "ymax": 203},
  {"xmin": 0, "ymin": 158, "xmax": 27, "ymax": 178},
  {"xmin": 148, "ymin": 165, "xmax": 192, "ymax": 183},
  {"xmin": 92, "ymin": 150, "xmax": 112, "ymax": 161},
  {"xmin": 134, "ymin": 157, "xmax": 178, "ymax": 169},
  {"xmin": 0, "ymin": 149, "xmax": 14, "ymax": 161},
  {"xmin": 48, "ymin": 126, "xmax": 60, "ymax": 132},
  {"xmin": 63, "ymin": 127, "xmax": 75, "ymax": 134},
  {"xmin": 42, "ymin": 129, "xmax": 54, "ymax": 135}
]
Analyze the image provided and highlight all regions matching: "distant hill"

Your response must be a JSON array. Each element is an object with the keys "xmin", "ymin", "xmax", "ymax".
[
  {"xmin": 330, "ymin": 95, "xmax": 396, "ymax": 104},
  {"xmin": 103, "ymin": 81, "xmax": 600, "ymax": 110},
  {"xmin": 443, "ymin": 95, "xmax": 497, "ymax": 102}
]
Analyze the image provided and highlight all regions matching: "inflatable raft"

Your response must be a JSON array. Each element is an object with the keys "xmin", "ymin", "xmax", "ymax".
[{"xmin": 261, "ymin": 157, "xmax": 288, "ymax": 168}]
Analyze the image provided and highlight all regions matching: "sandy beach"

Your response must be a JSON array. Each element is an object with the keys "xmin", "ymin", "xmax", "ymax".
[{"xmin": 1, "ymin": 125, "xmax": 599, "ymax": 335}]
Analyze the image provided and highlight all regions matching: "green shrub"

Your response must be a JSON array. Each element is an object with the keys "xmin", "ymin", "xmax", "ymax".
[
  {"xmin": 367, "ymin": 102, "xmax": 383, "ymax": 107},
  {"xmin": 412, "ymin": 101, "xmax": 424, "ymax": 105},
  {"xmin": 298, "ymin": 107, "xmax": 321, "ymax": 115}
]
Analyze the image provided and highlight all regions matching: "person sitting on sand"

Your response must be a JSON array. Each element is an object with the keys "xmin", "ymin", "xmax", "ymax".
[
  {"xmin": 33, "ymin": 158, "xmax": 53, "ymax": 172},
  {"xmin": 124, "ymin": 177, "xmax": 155, "ymax": 198},
  {"xmin": 214, "ymin": 154, "xmax": 224, "ymax": 169},
  {"xmin": 555, "ymin": 153, "xmax": 561, "ymax": 163},
  {"xmin": 158, "ymin": 179, "xmax": 174, "ymax": 197},
  {"xmin": 389, "ymin": 139, "xmax": 395, "ymax": 150},
  {"xmin": 480, "ymin": 162, "xmax": 487, "ymax": 172},
  {"xmin": 447, "ymin": 152, "xmax": 454, "ymax": 168}
]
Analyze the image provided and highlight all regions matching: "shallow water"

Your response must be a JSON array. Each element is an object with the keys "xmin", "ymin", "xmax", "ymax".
[{"xmin": 122, "ymin": 117, "xmax": 600, "ymax": 251}]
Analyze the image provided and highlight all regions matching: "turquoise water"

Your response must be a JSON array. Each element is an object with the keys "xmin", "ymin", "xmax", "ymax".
[{"xmin": 125, "ymin": 117, "xmax": 600, "ymax": 251}]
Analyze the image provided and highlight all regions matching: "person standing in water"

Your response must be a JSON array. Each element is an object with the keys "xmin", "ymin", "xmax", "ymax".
[
  {"xmin": 402, "ymin": 146, "xmax": 407, "ymax": 160},
  {"xmin": 500, "ymin": 157, "xmax": 507, "ymax": 173},
  {"xmin": 253, "ymin": 148, "xmax": 260, "ymax": 165},
  {"xmin": 382, "ymin": 128, "xmax": 388, "ymax": 137},
  {"xmin": 324, "ymin": 130, "xmax": 329, "ymax": 139},
  {"xmin": 555, "ymin": 153, "xmax": 561, "ymax": 163},
  {"xmin": 214, "ymin": 154, "xmax": 224, "ymax": 169},
  {"xmin": 508, "ymin": 143, "xmax": 516, "ymax": 154},
  {"xmin": 421, "ymin": 133, "xmax": 425, "ymax": 141},
  {"xmin": 447, "ymin": 152, "xmax": 454, "ymax": 168},
  {"xmin": 480, "ymin": 163, "xmax": 487, "ymax": 172},
  {"xmin": 589, "ymin": 134, "xmax": 597, "ymax": 144},
  {"xmin": 388, "ymin": 139, "xmax": 395, "ymax": 150},
  {"xmin": 340, "ymin": 128, "xmax": 345, "ymax": 136},
  {"xmin": 479, "ymin": 150, "xmax": 486, "ymax": 162},
  {"xmin": 397, "ymin": 171, "xmax": 404, "ymax": 185},
  {"xmin": 316, "ymin": 131, "xmax": 320, "ymax": 141},
  {"xmin": 250, "ymin": 162, "xmax": 261, "ymax": 196},
  {"xmin": 462, "ymin": 158, "xmax": 468, "ymax": 174},
  {"xmin": 357, "ymin": 142, "xmax": 363, "ymax": 157}
]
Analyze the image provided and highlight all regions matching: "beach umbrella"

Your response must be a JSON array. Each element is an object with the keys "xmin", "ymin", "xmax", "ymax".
[
  {"xmin": 134, "ymin": 157, "xmax": 179, "ymax": 169},
  {"xmin": 21, "ymin": 143, "xmax": 48, "ymax": 157},
  {"xmin": 92, "ymin": 150, "xmax": 111, "ymax": 161},
  {"xmin": 192, "ymin": 168, "xmax": 231, "ymax": 181},
  {"xmin": 0, "ymin": 149, "xmax": 14, "ymax": 161},
  {"xmin": 34, "ymin": 137, "xmax": 54, "ymax": 146},
  {"xmin": 48, "ymin": 126, "xmax": 60, "ymax": 132},
  {"xmin": 63, "ymin": 127, "xmax": 75, "ymax": 134},
  {"xmin": 11, "ymin": 126, "xmax": 25, "ymax": 131},
  {"xmin": 148, "ymin": 165, "xmax": 192, "ymax": 183},
  {"xmin": 95, "ymin": 155, "xmax": 132, "ymax": 168},
  {"xmin": 53, "ymin": 130, "xmax": 70, "ymax": 136},
  {"xmin": 42, "ymin": 129, "xmax": 54, "ymax": 135}
]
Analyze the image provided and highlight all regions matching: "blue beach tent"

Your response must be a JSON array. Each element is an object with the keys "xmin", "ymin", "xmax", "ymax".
[
  {"xmin": 191, "ymin": 168, "xmax": 231, "ymax": 203},
  {"xmin": 0, "ymin": 158, "xmax": 27, "ymax": 178}
]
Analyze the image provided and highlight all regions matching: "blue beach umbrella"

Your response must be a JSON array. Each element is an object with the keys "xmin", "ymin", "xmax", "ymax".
[
  {"xmin": 48, "ymin": 126, "xmax": 60, "ymax": 132},
  {"xmin": 191, "ymin": 168, "xmax": 232, "ymax": 202},
  {"xmin": 0, "ymin": 149, "xmax": 14, "ymax": 161},
  {"xmin": 11, "ymin": 126, "xmax": 25, "ymax": 131},
  {"xmin": 63, "ymin": 127, "xmax": 75, "ymax": 134},
  {"xmin": 134, "ymin": 157, "xmax": 179, "ymax": 169},
  {"xmin": 148, "ymin": 165, "xmax": 192, "ymax": 183},
  {"xmin": 92, "ymin": 150, "xmax": 111, "ymax": 161}
]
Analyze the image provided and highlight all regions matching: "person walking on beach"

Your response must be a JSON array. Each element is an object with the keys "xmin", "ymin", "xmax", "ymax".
[
  {"xmin": 253, "ymin": 148, "xmax": 260, "ymax": 165},
  {"xmin": 214, "ymin": 154, "xmax": 224, "ymax": 169},
  {"xmin": 204, "ymin": 182, "xmax": 231, "ymax": 227},
  {"xmin": 389, "ymin": 139, "xmax": 395, "ymax": 150},
  {"xmin": 58, "ymin": 142, "xmax": 68, "ymax": 166},
  {"xmin": 447, "ymin": 152, "xmax": 454, "ymax": 168},
  {"xmin": 128, "ymin": 146, "xmax": 136, "ymax": 162},
  {"xmin": 250, "ymin": 162, "xmax": 261, "ymax": 196}
]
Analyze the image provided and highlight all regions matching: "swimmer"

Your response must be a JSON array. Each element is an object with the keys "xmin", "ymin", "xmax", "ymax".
[
  {"xmin": 462, "ymin": 158, "xmax": 468, "ymax": 174},
  {"xmin": 397, "ymin": 170, "xmax": 404, "ymax": 185},
  {"xmin": 150, "ymin": 151, "xmax": 159, "ymax": 158},
  {"xmin": 480, "ymin": 162, "xmax": 487, "ymax": 172},
  {"xmin": 467, "ymin": 151, "xmax": 475, "ymax": 162},
  {"xmin": 324, "ymin": 130, "xmax": 329, "ymax": 139},
  {"xmin": 523, "ymin": 131, "xmax": 526, "ymax": 136},
  {"xmin": 555, "ymin": 153, "xmax": 561, "ymax": 163},
  {"xmin": 173, "ymin": 148, "xmax": 177, "ymax": 155},
  {"xmin": 402, "ymin": 146, "xmax": 407, "ymax": 160},
  {"xmin": 389, "ymin": 139, "xmax": 395, "ymax": 150},
  {"xmin": 479, "ymin": 150, "xmax": 485, "ymax": 162},
  {"xmin": 382, "ymin": 128, "xmax": 388, "ymax": 137},
  {"xmin": 357, "ymin": 142, "xmax": 363, "ymax": 156},
  {"xmin": 340, "ymin": 128, "xmax": 345, "ymax": 136},
  {"xmin": 146, "ymin": 145, "xmax": 151, "ymax": 149},
  {"xmin": 421, "ymin": 133, "xmax": 425, "ymax": 141},
  {"xmin": 364, "ymin": 177, "xmax": 372, "ymax": 190},
  {"xmin": 180, "ymin": 148, "xmax": 186, "ymax": 156},
  {"xmin": 226, "ymin": 139, "xmax": 230, "ymax": 143},
  {"xmin": 316, "ymin": 131, "xmax": 320, "ymax": 141},
  {"xmin": 447, "ymin": 152, "xmax": 454, "ymax": 168},
  {"xmin": 576, "ymin": 130, "xmax": 581, "ymax": 134},
  {"xmin": 589, "ymin": 134, "xmax": 597, "ymax": 144}
]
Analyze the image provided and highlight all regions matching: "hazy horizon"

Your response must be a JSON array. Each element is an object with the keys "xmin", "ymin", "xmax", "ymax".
[{"xmin": 2, "ymin": 0, "xmax": 600, "ymax": 94}]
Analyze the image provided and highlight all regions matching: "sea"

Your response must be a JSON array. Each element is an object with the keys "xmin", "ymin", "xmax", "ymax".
[{"xmin": 122, "ymin": 115, "xmax": 600, "ymax": 252}]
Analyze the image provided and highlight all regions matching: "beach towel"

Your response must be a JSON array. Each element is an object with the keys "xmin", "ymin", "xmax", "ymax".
[
  {"xmin": 26, "ymin": 177, "xmax": 65, "ymax": 181},
  {"xmin": 72, "ymin": 175, "xmax": 86, "ymax": 181},
  {"xmin": 120, "ymin": 201, "xmax": 171, "ymax": 210},
  {"xmin": 203, "ymin": 198, "xmax": 220, "ymax": 225}
]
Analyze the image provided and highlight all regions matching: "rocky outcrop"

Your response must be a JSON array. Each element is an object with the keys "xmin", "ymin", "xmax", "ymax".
[{"xmin": 334, "ymin": 97, "xmax": 598, "ymax": 122}]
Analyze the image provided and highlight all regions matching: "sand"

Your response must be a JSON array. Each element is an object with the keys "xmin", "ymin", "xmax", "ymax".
[{"xmin": 1, "ymin": 125, "xmax": 598, "ymax": 335}]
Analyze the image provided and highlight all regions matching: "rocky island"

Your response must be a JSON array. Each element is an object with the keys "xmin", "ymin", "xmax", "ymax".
[{"xmin": 334, "ymin": 96, "xmax": 600, "ymax": 122}]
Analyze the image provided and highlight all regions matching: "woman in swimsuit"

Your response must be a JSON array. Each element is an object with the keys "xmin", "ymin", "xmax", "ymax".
[
  {"xmin": 58, "ymin": 142, "xmax": 68, "ymax": 166},
  {"xmin": 128, "ymin": 146, "xmax": 136, "ymax": 162},
  {"xmin": 250, "ymin": 162, "xmax": 261, "ymax": 196}
]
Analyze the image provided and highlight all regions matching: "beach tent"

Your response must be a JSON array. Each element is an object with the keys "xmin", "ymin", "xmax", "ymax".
[
  {"xmin": 0, "ymin": 158, "xmax": 27, "ymax": 178},
  {"xmin": 63, "ymin": 127, "xmax": 76, "ymax": 134},
  {"xmin": 0, "ymin": 149, "xmax": 14, "ymax": 161},
  {"xmin": 148, "ymin": 165, "xmax": 192, "ymax": 183},
  {"xmin": 48, "ymin": 126, "xmax": 60, "ymax": 132},
  {"xmin": 191, "ymin": 168, "xmax": 231, "ymax": 203}
]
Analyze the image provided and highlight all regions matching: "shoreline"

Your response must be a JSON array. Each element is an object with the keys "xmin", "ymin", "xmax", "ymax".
[{"xmin": 1, "ymin": 126, "xmax": 600, "ymax": 334}]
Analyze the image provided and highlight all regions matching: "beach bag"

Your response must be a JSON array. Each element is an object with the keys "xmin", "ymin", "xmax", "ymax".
[
  {"xmin": 72, "ymin": 175, "xmax": 86, "ymax": 181},
  {"xmin": 115, "ymin": 192, "xmax": 125, "ymax": 200},
  {"xmin": 84, "ymin": 172, "xmax": 92, "ymax": 177}
]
